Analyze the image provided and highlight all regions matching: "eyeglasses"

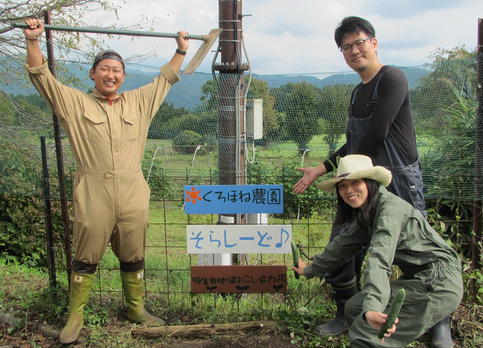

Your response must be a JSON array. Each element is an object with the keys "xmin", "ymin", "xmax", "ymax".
[{"xmin": 339, "ymin": 37, "xmax": 373, "ymax": 54}]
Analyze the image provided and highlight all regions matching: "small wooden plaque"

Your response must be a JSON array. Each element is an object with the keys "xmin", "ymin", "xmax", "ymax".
[{"xmin": 190, "ymin": 265, "xmax": 287, "ymax": 293}]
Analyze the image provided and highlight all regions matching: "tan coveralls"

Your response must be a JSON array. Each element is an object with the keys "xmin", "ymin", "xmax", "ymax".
[{"xmin": 26, "ymin": 59, "xmax": 180, "ymax": 265}]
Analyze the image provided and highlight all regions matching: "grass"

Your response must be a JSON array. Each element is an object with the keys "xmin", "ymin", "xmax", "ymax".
[
  {"xmin": 0, "ymin": 203, "xmax": 341, "ymax": 347},
  {"xmin": 2, "ymin": 257, "xmax": 482, "ymax": 348},
  {"xmin": 2, "ymin": 137, "xmax": 483, "ymax": 346},
  {"xmin": 144, "ymin": 139, "xmax": 217, "ymax": 176},
  {"xmin": 90, "ymin": 205, "xmax": 334, "ymax": 311},
  {"xmin": 2, "ymin": 206, "xmax": 483, "ymax": 347},
  {"xmin": 141, "ymin": 133, "xmax": 445, "ymax": 184},
  {"xmin": 143, "ymin": 135, "xmax": 333, "ymax": 177},
  {"xmin": 0, "ymin": 258, "xmax": 333, "ymax": 346}
]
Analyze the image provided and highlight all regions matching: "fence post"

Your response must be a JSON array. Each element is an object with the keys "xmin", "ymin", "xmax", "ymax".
[
  {"xmin": 472, "ymin": 18, "xmax": 483, "ymax": 273},
  {"xmin": 41, "ymin": 136, "xmax": 57, "ymax": 290},
  {"xmin": 43, "ymin": 10, "xmax": 73, "ymax": 284}
]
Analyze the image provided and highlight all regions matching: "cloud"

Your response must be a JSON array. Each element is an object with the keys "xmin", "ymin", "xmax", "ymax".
[
  {"xmin": 364, "ymin": 0, "xmax": 477, "ymax": 19},
  {"xmin": 82, "ymin": 0, "xmax": 481, "ymax": 74}
]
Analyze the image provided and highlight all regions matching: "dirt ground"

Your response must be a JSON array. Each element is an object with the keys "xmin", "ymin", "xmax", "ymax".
[
  {"xmin": 1, "ymin": 300, "xmax": 482, "ymax": 347},
  {"xmin": 0, "ymin": 324, "xmax": 298, "ymax": 348},
  {"xmin": 0, "ymin": 312, "xmax": 299, "ymax": 348},
  {"xmin": 1, "ymin": 335, "xmax": 296, "ymax": 348},
  {"xmin": 167, "ymin": 334, "xmax": 298, "ymax": 348}
]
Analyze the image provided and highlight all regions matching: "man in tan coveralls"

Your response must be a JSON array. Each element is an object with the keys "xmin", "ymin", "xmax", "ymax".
[{"xmin": 23, "ymin": 18, "xmax": 190, "ymax": 344}]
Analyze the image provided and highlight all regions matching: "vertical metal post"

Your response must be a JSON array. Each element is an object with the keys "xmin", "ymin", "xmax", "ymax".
[
  {"xmin": 473, "ymin": 18, "xmax": 483, "ymax": 271},
  {"xmin": 44, "ymin": 11, "xmax": 72, "ymax": 284},
  {"xmin": 214, "ymin": 0, "xmax": 248, "ymax": 265},
  {"xmin": 41, "ymin": 136, "xmax": 57, "ymax": 289}
]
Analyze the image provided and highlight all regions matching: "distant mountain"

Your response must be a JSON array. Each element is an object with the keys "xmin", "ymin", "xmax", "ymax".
[
  {"xmin": 121, "ymin": 68, "xmax": 212, "ymax": 110},
  {"xmin": 253, "ymin": 72, "xmax": 360, "ymax": 90},
  {"xmin": 112, "ymin": 65, "xmax": 430, "ymax": 107},
  {"xmin": 252, "ymin": 65, "xmax": 428, "ymax": 90},
  {"xmin": 50, "ymin": 64, "xmax": 212, "ymax": 110},
  {"xmin": 122, "ymin": 65, "xmax": 429, "ymax": 109},
  {"xmin": 1, "ymin": 58, "xmax": 429, "ymax": 110}
]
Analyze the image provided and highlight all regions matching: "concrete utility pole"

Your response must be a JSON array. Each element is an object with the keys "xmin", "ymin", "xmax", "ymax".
[{"xmin": 214, "ymin": 0, "xmax": 249, "ymax": 264}]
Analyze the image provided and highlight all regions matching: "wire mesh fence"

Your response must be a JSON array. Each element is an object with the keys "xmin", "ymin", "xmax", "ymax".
[
  {"xmin": 1, "ymin": 48, "xmax": 481, "ymax": 200},
  {"xmin": 0, "ymin": 45, "xmax": 481, "ymax": 317}
]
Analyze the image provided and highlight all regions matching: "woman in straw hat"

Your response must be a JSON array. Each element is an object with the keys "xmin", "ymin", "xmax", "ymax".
[{"xmin": 293, "ymin": 155, "xmax": 463, "ymax": 347}]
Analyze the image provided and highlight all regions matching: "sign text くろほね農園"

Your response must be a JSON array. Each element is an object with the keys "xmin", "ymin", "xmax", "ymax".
[{"xmin": 184, "ymin": 185, "xmax": 283, "ymax": 214}]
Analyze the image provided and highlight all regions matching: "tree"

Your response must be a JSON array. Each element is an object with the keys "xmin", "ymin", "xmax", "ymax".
[
  {"xmin": 319, "ymin": 84, "xmax": 355, "ymax": 156},
  {"xmin": 427, "ymin": 45, "xmax": 477, "ymax": 101},
  {"xmin": 198, "ymin": 78, "xmax": 282, "ymax": 146},
  {"xmin": 283, "ymin": 81, "xmax": 322, "ymax": 155},
  {"xmin": 199, "ymin": 79, "xmax": 218, "ymax": 111},
  {"xmin": 411, "ymin": 45, "xmax": 478, "ymax": 130},
  {"xmin": 412, "ymin": 46, "xmax": 478, "ymax": 258},
  {"xmin": 172, "ymin": 130, "xmax": 204, "ymax": 155},
  {"xmin": 270, "ymin": 82, "xmax": 295, "ymax": 114},
  {"xmin": 0, "ymin": 93, "xmax": 17, "ymax": 126},
  {"xmin": 0, "ymin": 91, "xmax": 51, "ymax": 140},
  {"xmin": 246, "ymin": 78, "xmax": 281, "ymax": 147},
  {"xmin": 149, "ymin": 102, "xmax": 190, "ymax": 139},
  {"xmin": 411, "ymin": 45, "xmax": 478, "ymax": 193},
  {"xmin": 1, "ymin": 0, "xmax": 156, "ymax": 87}
]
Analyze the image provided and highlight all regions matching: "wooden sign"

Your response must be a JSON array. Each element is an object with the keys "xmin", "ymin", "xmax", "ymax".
[
  {"xmin": 190, "ymin": 265, "xmax": 287, "ymax": 293},
  {"xmin": 187, "ymin": 225, "xmax": 292, "ymax": 254},
  {"xmin": 184, "ymin": 185, "xmax": 283, "ymax": 214}
]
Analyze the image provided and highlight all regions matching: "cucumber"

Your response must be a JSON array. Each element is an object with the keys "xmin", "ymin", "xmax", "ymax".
[
  {"xmin": 291, "ymin": 241, "xmax": 300, "ymax": 279},
  {"xmin": 377, "ymin": 288, "xmax": 406, "ymax": 339}
]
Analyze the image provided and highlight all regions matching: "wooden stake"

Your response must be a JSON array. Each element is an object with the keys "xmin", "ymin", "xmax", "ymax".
[{"xmin": 131, "ymin": 320, "xmax": 283, "ymax": 339}]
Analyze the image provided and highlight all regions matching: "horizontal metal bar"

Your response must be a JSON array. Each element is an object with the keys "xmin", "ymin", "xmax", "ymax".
[{"xmin": 14, "ymin": 22, "xmax": 205, "ymax": 41}]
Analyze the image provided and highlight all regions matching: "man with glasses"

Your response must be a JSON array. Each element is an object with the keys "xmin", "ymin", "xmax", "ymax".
[{"xmin": 293, "ymin": 16, "xmax": 453, "ymax": 348}]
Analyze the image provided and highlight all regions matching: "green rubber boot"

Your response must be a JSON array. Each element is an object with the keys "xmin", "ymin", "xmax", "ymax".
[
  {"xmin": 59, "ymin": 272, "xmax": 95, "ymax": 344},
  {"xmin": 120, "ymin": 271, "xmax": 165, "ymax": 325}
]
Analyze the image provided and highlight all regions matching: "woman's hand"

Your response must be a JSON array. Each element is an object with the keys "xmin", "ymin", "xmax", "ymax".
[
  {"xmin": 365, "ymin": 311, "xmax": 399, "ymax": 344},
  {"xmin": 292, "ymin": 259, "xmax": 306, "ymax": 276}
]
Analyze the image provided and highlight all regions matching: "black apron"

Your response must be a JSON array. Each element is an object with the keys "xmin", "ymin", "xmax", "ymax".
[{"xmin": 346, "ymin": 68, "xmax": 427, "ymax": 216}]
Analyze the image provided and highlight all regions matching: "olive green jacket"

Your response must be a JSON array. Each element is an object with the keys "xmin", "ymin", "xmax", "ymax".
[{"xmin": 304, "ymin": 186, "xmax": 461, "ymax": 315}]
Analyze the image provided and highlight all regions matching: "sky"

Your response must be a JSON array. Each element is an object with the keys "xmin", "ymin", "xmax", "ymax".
[{"xmin": 87, "ymin": 0, "xmax": 482, "ymax": 75}]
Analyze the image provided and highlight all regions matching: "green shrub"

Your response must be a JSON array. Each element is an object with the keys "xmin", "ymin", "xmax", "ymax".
[
  {"xmin": 426, "ymin": 198, "xmax": 473, "ymax": 259},
  {"xmin": 0, "ymin": 140, "xmax": 43, "ymax": 195},
  {"xmin": 247, "ymin": 158, "xmax": 333, "ymax": 220},
  {"xmin": 143, "ymin": 165, "xmax": 177, "ymax": 201},
  {"xmin": 461, "ymin": 264, "xmax": 483, "ymax": 304},
  {"xmin": 172, "ymin": 130, "xmax": 205, "ymax": 155},
  {"xmin": 0, "ymin": 139, "xmax": 66, "ymax": 267},
  {"xmin": 0, "ymin": 193, "xmax": 65, "ymax": 267}
]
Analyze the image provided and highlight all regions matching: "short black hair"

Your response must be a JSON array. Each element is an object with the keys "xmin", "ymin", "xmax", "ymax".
[
  {"xmin": 92, "ymin": 50, "xmax": 125, "ymax": 71},
  {"xmin": 334, "ymin": 16, "xmax": 376, "ymax": 48}
]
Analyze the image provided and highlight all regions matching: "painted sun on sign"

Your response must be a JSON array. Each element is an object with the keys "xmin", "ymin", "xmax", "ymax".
[
  {"xmin": 186, "ymin": 187, "xmax": 202, "ymax": 204},
  {"xmin": 184, "ymin": 185, "xmax": 284, "ymax": 214}
]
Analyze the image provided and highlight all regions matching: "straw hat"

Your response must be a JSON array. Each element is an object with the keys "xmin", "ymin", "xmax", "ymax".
[{"xmin": 317, "ymin": 155, "xmax": 392, "ymax": 193}]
